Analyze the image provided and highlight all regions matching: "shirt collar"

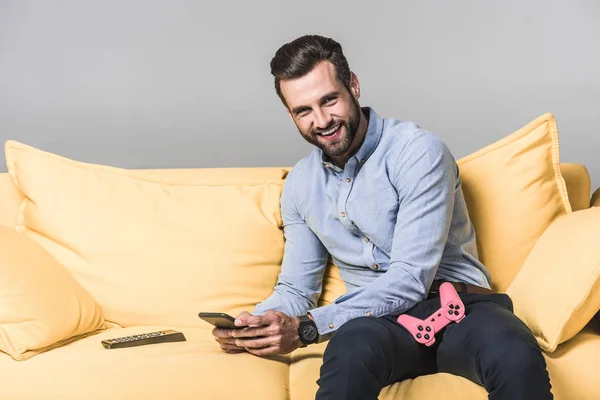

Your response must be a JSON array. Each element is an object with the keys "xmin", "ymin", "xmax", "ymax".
[{"xmin": 319, "ymin": 107, "xmax": 384, "ymax": 169}]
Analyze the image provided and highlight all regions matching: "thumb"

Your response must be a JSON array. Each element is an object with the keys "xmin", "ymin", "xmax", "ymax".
[{"xmin": 234, "ymin": 311, "xmax": 253, "ymax": 327}]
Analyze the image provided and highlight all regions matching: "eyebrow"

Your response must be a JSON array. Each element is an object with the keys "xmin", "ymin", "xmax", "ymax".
[{"xmin": 291, "ymin": 91, "xmax": 341, "ymax": 115}]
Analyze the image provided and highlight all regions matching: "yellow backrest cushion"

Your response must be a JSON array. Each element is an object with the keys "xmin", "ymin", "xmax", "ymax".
[
  {"xmin": 457, "ymin": 113, "xmax": 571, "ymax": 291},
  {"xmin": 5, "ymin": 141, "xmax": 286, "ymax": 328},
  {"xmin": 507, "ymin": 207, "xmax": 600, "ymax": 352},
  {"xmin": 0, "ymin": 226, "xmax": 107, "ymax": 361}
]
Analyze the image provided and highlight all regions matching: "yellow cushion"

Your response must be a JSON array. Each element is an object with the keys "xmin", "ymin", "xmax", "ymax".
[
  {"xmin": 457, "ymin": 113, "xmax": 571, "ymax": 291},
  {"xmin": 592, "ymin": 187, "xmax": 600, "ymax": 207},
  {"xmin": 506, "ymin": 207, "xmax": 600, "ymax": 352},
  {"xmin": 0, "ymin": 226, "xmax": 107, "ymax": 361},
  {"xmin": 317, "ymin": 261, "xmax": 347, "ymax": 307},
  {"xmin": 0, "ymin": 173, "xmax": 22, "ymax": 228},
  {"xmin": 5, "ymin": 140, "xmax": 286, "ymax": 328},
  {"xmin": 0, "ymin": 325, "xmax": 290, "ymax": 399},
  {"xmin": 544, "ymin": 324, "xmax": 600, "ymax": 400},
  {"xmin": 560, "ymin": 163, "xmax": 591, "ymax": 212}
]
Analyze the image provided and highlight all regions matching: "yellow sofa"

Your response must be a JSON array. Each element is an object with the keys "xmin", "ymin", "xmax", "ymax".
[{"xmin": 0, "ymin": 113, "xmax": 599, "ymax": 399}]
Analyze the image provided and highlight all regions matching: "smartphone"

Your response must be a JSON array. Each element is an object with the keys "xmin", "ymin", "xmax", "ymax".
[{"xmin": 198, "ymin": 312, "xmax": 247, "ymax": 329}]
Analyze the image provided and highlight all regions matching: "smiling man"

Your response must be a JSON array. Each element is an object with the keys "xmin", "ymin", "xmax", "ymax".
[{"xmin": 212, "ymin": 35, "xmax": 553, "ymax": 399}]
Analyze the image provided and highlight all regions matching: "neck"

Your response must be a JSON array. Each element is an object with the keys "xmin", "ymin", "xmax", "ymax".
[{"xmin": 330, "ymin": 109, "xmax": 369, "ymax": 168}]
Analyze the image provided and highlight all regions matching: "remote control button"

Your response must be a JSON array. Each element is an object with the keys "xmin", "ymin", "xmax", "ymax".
[
  {"xmin": 426, "ymin": 326, "xmax": 431, "ymax": 332},
  {"xmin": 416, "ymin": 333, "xmax": 422, "ymax": 339},
  {"xmin": 418, "ymin": 326, "xmax": 423, "ymax": 331},
  {"xmin": 424, "ymin": 334, "xmax": 430, "ymax": 340}
]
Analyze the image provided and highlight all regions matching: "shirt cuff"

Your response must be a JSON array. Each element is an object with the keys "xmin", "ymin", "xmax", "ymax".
[{"xmin": 308, "ymin": 303, "xmax": 375, "ymax": 336}]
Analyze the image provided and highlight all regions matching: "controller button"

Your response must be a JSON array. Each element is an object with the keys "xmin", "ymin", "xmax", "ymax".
[
  {"xmin": 424, "ymin": 334, "xmax": 430, "ymax": 340},
  {"xmin": 448, "ymin": 310, "xmax": 453, "ymax": 315},
  {"xmin": 426, "ymin": 326, "xmax": 431, "ymax": 332},
  {"xmin": 417, "ymin": 333, "xmax": 422, "ymax": 339},
  {"xmin": 438, "ymin": 313, "xmax": 441, "ymax": 317},
  {"xmin": 455, "ymin": 305, "xmax": 460, "ymax": 310},
  {"xmin": 449, "ymin": 304, "xmax": 455, "ymax": 309},
  {"xmin": 418, "ymin": 326, "xmax": 423, "ymax": 331},
  {"xmin": 454, "ymin": 311, "xmax": 460, "ymax": 316}
]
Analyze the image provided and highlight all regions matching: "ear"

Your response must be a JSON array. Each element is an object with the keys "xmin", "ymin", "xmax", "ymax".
[{"xmin": 350, "ymin": 72, "xmax": 360, "ymax": 100}]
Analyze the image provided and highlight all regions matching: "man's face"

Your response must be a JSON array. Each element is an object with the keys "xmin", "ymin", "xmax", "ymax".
[{"xmin": 281, "ymin": 61, "xmax": 361, "ymax": 158}]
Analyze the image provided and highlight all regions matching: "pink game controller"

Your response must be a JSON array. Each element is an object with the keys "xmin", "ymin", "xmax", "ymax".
[{"xmin": 397, "ymin": 282, "xmax": 466, "ymax": 346}]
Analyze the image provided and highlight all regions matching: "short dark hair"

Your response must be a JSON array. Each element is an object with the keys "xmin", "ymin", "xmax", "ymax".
[{"xmin": 270, "ymin": 35, "xmax": 351, "ymax": 108}]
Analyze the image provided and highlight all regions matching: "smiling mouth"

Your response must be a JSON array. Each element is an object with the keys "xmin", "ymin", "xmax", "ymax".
[{"xmin": 317, "ymin": 124, "xmax": 342, "ymax": 140}]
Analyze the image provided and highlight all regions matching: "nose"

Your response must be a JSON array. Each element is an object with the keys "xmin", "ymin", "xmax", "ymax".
[{"xmin": 313, "ymin": 108, "xmax": 333, "ymax": 130}]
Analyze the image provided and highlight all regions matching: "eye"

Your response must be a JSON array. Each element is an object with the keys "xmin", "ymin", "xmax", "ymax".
[
  {"xmin": 295, "ymin": 108, "xmax": 310, "ymax": 117},
  {"xmin": 324, "ymin": 96, "xmax": 336, "ymax": 104}
]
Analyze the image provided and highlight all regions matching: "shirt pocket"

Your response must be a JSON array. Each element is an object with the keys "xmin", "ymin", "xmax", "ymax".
[{"xmin": 349, "ymin": 188, "xmax": 398, "ymax": 254}]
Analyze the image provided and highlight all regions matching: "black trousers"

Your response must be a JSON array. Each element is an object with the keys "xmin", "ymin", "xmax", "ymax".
[{"xmin": 316, "ymin": 293, "xmax": 553, "ymax": 399}]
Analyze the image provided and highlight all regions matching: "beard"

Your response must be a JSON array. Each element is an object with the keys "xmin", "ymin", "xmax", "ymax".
[{"xmin": 297, "ymin": 96, "xmax": 362, "ymax": 158}]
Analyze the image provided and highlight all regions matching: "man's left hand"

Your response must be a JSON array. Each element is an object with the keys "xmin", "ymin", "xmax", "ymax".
[{"xmin": 231, "ymin": 310, "xmax": 303, "ymax": 356}]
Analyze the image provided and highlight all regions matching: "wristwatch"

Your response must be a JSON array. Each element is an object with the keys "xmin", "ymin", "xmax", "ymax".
[{"xmin": 298, "ymin": 315, "xmax": 319, "ymax": 346}]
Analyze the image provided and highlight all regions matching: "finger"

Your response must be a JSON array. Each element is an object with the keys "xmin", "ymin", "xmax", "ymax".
[
  {"xmin": 234, "ymin": 311, "xmax": 254, "ymax": 327},
  {"xmin": 230, "ymin": 326, "xmax": 272, "ymax": 338},
  {"xmin": 221, "ymin": 343, "xmax": 246, "ymax": 353},
  {"xmin": 235, "ymin": 336, "xmax": 278, "ymax": 349},
  {"xmin": 224, "ymin": 348, "xmax": 245, "ymax": 354},
  {"xmin": 244, "ymin": 313, "xmax": 280, "ymax": 327},
  {"xmin": 212, "ymin": 328, "xmax": 233, "ymax": 338},
  {"xmin": 214, "ymin": 337, "xmax": 237, "ymax": 346},
  {"xmin": 246, "ymin": 345, "xmax": 279, "ymax": 357}
]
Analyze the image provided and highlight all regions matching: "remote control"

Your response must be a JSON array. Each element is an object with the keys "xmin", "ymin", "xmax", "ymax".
[
  {"xmin": 101, "ymin": 329, "xmax": 186, "ymax": 349},
  {"xmin": 397, "ymin": 282, "xmax": 466, "ymax": 346}
]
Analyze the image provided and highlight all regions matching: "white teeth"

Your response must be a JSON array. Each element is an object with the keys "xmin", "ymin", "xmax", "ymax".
[{"xmin": 320, "ymin": 124, "xmax": 340, "ymax": 136}]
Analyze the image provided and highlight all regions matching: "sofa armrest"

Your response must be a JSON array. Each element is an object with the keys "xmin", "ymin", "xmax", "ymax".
[{"xmin": 506, "ymin": 207, "xmax": 600, "ymax": 352}]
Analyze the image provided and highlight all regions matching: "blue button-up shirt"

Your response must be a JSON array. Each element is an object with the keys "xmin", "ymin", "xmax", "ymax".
[{"xmin": 254, "ymin": 107, "xmax": 491, "ymax": 336}]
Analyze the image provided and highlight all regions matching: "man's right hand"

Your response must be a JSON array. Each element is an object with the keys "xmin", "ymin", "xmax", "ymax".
[
  {"xmin": 211, "ymin": 311, "xmax": 254, "ymax": 354},
  {"xmin": 212, "ymin": 326, "xmax": 246, "ymax": 353}
]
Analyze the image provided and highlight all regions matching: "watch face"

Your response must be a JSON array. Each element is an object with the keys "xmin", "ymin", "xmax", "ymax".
[{"xmin": 301, "ymin": 324, "xmax": 318, "ymax": 342}]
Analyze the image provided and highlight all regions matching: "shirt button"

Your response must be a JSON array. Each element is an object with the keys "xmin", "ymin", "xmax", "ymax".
[
  {"xmin": 373, "ymin": 264, "xmax": 379, "ymax": 270},
  {"xmin": 364, "ymin": 237, "xmax": 370, "ymax": 242},
  {"xmin": 340, "ymin": 211, "xmax": 346, "ymax": 218},
  {"xmin": 366, "ymin": 311, "xmax": 372, "ymax": 317},
  {"xmin": 345, "ymin": 178, "xmax": 351, "ymax": 183},
  {"xmin": 328, "ymin": 323, "xmax": 335, "ymax": 329},
  {"xmin": 322, "ymin": 162, "xmax": 328, "ymax": 168}
]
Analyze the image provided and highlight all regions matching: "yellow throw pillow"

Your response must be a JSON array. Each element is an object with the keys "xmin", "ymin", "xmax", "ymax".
[
  {"xmin": 457, "ymin": 113, "xmax": 571, "ymax": 292},
  {"xmin": 0, "ymin": 227, "xmax": 108, "ymax": 361},
  {"xmin": 506, "ymin": 207, "xmax": 600, "ymax": 352},
  {"xmin": 5, "ymin": 141, "xmax": 285, "ymax": 328}
]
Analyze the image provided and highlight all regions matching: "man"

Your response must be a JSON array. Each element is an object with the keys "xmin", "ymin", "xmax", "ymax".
[{"xmin": 212, "ymin": 35, "xmax": 553, "ymax": 399}]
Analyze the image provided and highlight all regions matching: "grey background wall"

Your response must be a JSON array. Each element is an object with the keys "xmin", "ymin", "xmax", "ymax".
[{"xmin": 1, "ymin": 1, "xmax": 599, "ymax": 189}]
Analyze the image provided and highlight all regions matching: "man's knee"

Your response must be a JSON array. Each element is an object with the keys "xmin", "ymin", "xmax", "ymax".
[
  {"xmin": 483, "ymin": 329, "xmax": 547, "ymax": 378},
  {"xmin": 324, "ymin": 317, "xmax": 389, "ymax": 360}
]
